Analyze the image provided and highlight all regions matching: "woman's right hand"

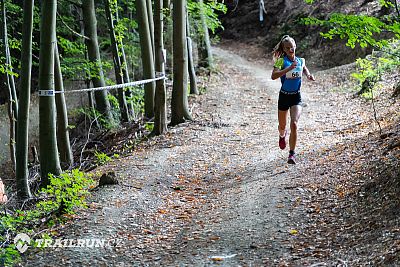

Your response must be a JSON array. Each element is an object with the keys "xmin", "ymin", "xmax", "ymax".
[{"xmin": 289, "ymin": 61, "xmax": 298, "ymax": 70}]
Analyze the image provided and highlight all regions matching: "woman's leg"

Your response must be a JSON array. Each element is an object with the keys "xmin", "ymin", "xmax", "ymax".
[
  {"xmin": 289, "ymin": 105, "xmax": 302, "ymax": 151},
  {"xmin": 278, "ymin": 109, "xmax": 288, "ymax": 137}
]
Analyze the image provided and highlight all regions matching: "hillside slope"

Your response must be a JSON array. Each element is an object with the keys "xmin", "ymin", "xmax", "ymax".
[{"xmin": 220, "ymin": 0, "xmax": 391, "ymax": 68}]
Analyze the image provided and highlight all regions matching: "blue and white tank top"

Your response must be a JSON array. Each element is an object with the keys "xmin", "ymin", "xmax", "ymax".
[{"xmin": 273, "ymin": 56, "xmax": 304, "ymax": 92}]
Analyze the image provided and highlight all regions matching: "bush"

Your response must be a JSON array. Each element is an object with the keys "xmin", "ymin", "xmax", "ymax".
[{"xmin": 0, "ymin": 169, "xmax": 94, "ymax": 266}]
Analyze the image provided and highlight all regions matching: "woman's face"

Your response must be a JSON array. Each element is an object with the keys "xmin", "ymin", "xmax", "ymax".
[{"xmin": 283, "ymin": 40, "xmax": 296, "ymax": 56}]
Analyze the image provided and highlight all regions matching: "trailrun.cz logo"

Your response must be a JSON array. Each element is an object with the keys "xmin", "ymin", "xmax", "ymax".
[
  {"xmin": 14, "ymin": 233, "xmax": 31, "ymax": 253},
  {"xmin": 14, "ymin": 233, "xmax": 122, "ymax": 253}
]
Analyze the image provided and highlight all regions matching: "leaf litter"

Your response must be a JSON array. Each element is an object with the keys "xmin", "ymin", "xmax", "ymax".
[{"xmin": 18, "ymin": 43, "xmax": 400, "ymax": 266}]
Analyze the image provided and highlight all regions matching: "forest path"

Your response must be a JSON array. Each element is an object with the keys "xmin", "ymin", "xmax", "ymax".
[{"xmin": 21, "ymin": 44, "xmax": 362, "ymax": 266}]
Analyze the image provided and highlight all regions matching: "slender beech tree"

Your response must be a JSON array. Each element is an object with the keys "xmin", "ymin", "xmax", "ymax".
[
  {"xmin": 54, "ymin": 44, "xmax": 73, "ymax": 169},
  {"xmin": 15, "ymin": 0, "xmax": 34, "ymax": 199},
  {"xmin": 186, "ymin": 12, "xmax": 198, "ymax": 95},
  {"xmin": 114, "ymin": 7, "xmax": 134, "ymax": 116},
  {"xmin": 136, "ymin": 0, "xmax": 155, "ymax": 118},
  {"xmin": 38, "ymin": 0, "xmax": 62, "ymax": 185},
  {"xmin": 121, "ymin": 2, "xmax": 137, "ymax": 87},
  {"xmin": 162, "ymin": 0, "xmax": 173, "ymax": 71},
  {"xmin": 119, "ymin": 48, "xmax": 134, "ymax": 116},
  {"xmin": 76, "ymin": 6, "xmax": 101, "ymax": 128},
  {"xmin": 197, "ymin": 0, "xmax": 214, "ymax": 69},
  {"xmin": 1, "ymin": 0, "xmax": 18, "ymax": 170},
  {"xmin": 153, "ymin": 0, "xmax": 167, "ymax": 135},
  {"xmin": 104, "ymin": 0, "xmax": 129, "ymax": 122},
  {"xmin": 171, "ymin": 0, "xmax": 192, "ymax": 125},
  {"xmin": 146, "ymin": 0, "xmax": 155, "ymax": 57},
  {"xmin": 82, "ymin": 0, "xmax": 114, "ymax": 124}
]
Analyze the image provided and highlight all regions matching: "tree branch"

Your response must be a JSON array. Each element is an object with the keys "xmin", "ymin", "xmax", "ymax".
[{"xmin": 56, "ymin": 11, "xmax": 89, "ymax": 40}]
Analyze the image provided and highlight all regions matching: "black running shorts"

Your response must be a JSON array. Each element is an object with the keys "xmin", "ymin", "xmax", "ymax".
[{"xmin": 278, "ymin": 90, "xmax": 302, "ymax": 111}]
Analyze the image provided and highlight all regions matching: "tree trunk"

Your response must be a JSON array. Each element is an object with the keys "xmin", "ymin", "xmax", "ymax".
[
  {"xmin": 82, "ymin": 0, "xmax": 114, "ymax": 125},
  {"xmin": 54, "ymin": 43, "xmax": 73, "ymax": 169},
  {"xmin": 15, "ymin": 0, "xmax": 34, "ymax": 199},
  {"xmin": 1, "ymin": 0, "xmax": 17, "ymax": 170},
  {"xmin": 76, "ymin": 6, "xmax": 99, "ymax": 127},
  {"xmin": 104, "ymin": 0, "xmax": 129, "ymax": 123},
  {"xmin": 84, "ymin": 50, "xmax": 100, "ymax": 129},
  {"xmin": 119, "ymin": 45, "xmax": 135, "ymax": 117},
  {"xmin": 38, "ymin": 0, "xmax": 61, "ymax": 185},
  {"xmin": 186, "ymin": 12, "xmax": 198, "ymax": 95},
  {"xmin": 162, "ymin": 0, "xmax": 172, "ymax": 72},
  {"xmin": 153, "ymin": 0, "xmax": 167, "ymax": 135},
  {"xmin": 146, "ymin": 0, "xmax": 155, "ymax": 57},
  {"xmin": 197, "ymin": 0, "xmax": 214, "ymax": 70},
  {"xmin": 115, "ymin": 9, "xmax": 134, "ymax": 117},
  {"xmin": 136, "ymin": 0, "xmax": 155, "ymax": 119},
  {"xmin": 163, "ymin": 0, "xmax": 170, "ymax": 9},
  {"xmin": 1, "ymin": 0, "xmax": 18, "ymax": 115},
  {"xmin": 171, "ymin": 0, "xmax": 192, "ymax": 125}
]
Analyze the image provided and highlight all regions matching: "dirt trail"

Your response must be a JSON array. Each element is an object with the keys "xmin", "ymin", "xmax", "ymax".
[{"xmin": 20, "ymin": 45, "xmax": 360, "ymax": 266}]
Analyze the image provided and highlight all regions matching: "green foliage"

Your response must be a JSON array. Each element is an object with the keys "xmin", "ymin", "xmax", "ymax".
[
  {"xmin": 126, "ymin": 86, "xmax": 145, "ymax": 119},
  {"xmin": 0, "ymin": 245, "xmax": 20, "ymax": 267},
  {"xmin": 114, "ymin": 22, "xmax": 128, "ymax": 51},
  {"xmin": 0, "ymin": 170, "xmax": 93, "ymax": 266},
  {"xmin": 87, "ymin": 60, "xmax": 113, "ymax": 80},
  {"xmin": 107, "ymin": 0, "xmax": 119, "ymax": 14},
  {"xmin": 119, "ymin": 0, "xmax": 136, "ymax": 12},
  {"xmin": 301, "ymin": 14, "xmax": 391, "ymax": 49},
  {"xmin": 351, "ymin": 41, "xmax": 400, "ymax": 98},
  {"xmin": 38, "ymin": 170, "xmax": 94, "ymax": 214},
  {"xmin": 57, "ymin": 37, "xmax": 88, "ymax": 79},
  {"xmin": 107, "ymin": 93, "xmax": 119, "ymax": 109},
  {"xmin": 2, "ymin": 0, "xmax": 23, "ymax": 38},
  {"xmin": 188, "ymin": 0, "xmax": 227, "ymax": 34},
  {"xmin": 8, "ymin": 37, "xmax": 21, "ymax": 51},
  {"xmin": 302, "ymin": 0, "xmax": 400, "ymax": 100},
  {"xmin": 94, "ymin": 151, "xmax": 121, "ymax": 166},
  {"xmin": 58, "ymin": 36, "xmax": 85, "ymax": 56},
  {"xmin": 0, "ymin": 62, "xmax": 19, "ymax": 77},
  {"xmin": 144, "ymin": 122, "xmax": 154, "ymax": 132},
  {"xmin": 379, "ymin": 0, "xmax": 395, "ymax": 8},
  {"xmin": 116, "ymin": 16, "xmax": 141, "ymax": 76},
  {"xmin": 352, "ymin": 57, "xmax": 378, "ymax": 85},
  {"xmin": 94, "ymin": 151, "xmax": 112, "ymax": 165},
  {"xmin": 1, "ymin": 0, "xmax": 40, "ymax": 83},
  {"xmin": 301, "ymin": 0, "xmax": 400, "ymax": 50}
]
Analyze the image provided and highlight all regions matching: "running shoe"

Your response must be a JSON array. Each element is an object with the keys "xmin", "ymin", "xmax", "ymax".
[
  {"xmin": 287, "ymin": 154, "xmax": 296, "ymax": 164},
  {"xmin": 279, "ymin": 131, "xmax": 287, "ymax": 150}
]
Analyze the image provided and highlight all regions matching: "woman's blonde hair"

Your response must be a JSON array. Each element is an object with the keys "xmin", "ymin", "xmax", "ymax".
[{"xmin": 272, "ymin": 35, "xmax": 296, "ymax": 61}]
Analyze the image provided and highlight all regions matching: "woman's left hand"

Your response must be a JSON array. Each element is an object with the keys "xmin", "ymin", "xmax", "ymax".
[
  {"xmin": 307, "ymin": 74, "xmax": 316, "ymax": 81},
  {"xmin": 0, "ymin": 180, "xmax": 7, "ymax": 204}
]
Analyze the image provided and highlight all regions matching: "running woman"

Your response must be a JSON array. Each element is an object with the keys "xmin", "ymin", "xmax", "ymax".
[
  {"xmin": 0, "ymin": 178, "xmax": 7, "ymax": 204},
  {"xmin": 271, "ymin": 35, "xmax": 315, "ymax": 164}
]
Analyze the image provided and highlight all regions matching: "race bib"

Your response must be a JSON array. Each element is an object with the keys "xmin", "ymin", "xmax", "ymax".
[{"xmin": 286, "ymin": 68, "xmax": 302, "ymax": 79}]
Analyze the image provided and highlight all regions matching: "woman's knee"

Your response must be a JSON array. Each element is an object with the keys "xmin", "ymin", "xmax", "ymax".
[{"xmin": 278, "ymin": 124, "xmax": 286, "ymax": 131}]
